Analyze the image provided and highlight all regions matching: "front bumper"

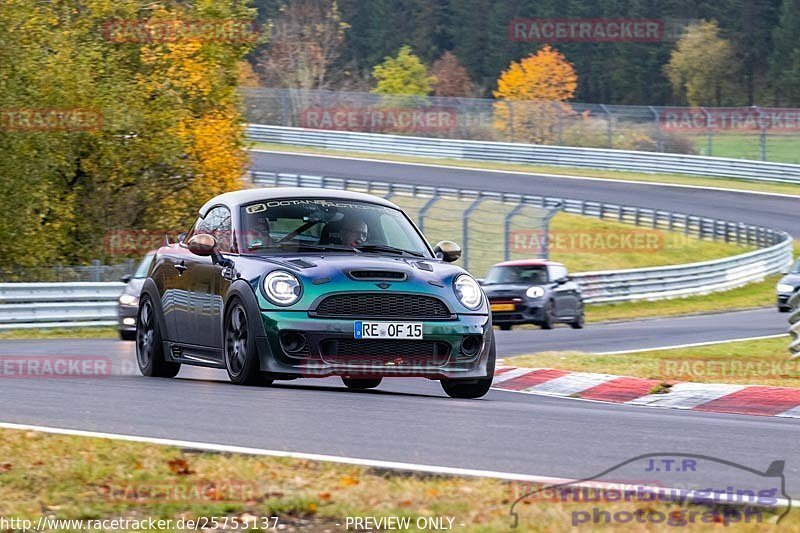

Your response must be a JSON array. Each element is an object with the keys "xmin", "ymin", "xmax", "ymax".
[
  {"xmin": 117, "ymin": 304, "xmax": 138, "ymax": 332},
  {"xmin": 255, "ymin": 312, "xmax": 492, "ymax": 379},
  {"xmin": 778, "ymin": 293, "xmax": 794, "ymax": 309},
  {"xmin": 490, "ymin": 299, "xmax": 545, "ymax": 325}
]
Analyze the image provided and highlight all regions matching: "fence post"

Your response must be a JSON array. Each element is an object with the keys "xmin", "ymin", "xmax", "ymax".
[
  {"xmin": 649, "ymin": 106, "xmax": 663, "ymax": 152},
  {"xmin": 700, "ymin": 107, "xmax": 712, "ymax": 156},
  {"xmin": 91, "ymin": 259, "xmax": 101, "ymax": 282},
  {"xmin": 503, "ymin": 200, "xmax": 526, "ymax": 261},
  {"xmin": 600, "ymin": 104, "xmax": 612, "ymax": 148},
  {"xmin": 417, "ymin": 193, "xmax": 441, "ymax": 233},
  {"xmin": 462, "ymin": 197, "xmax": 485, "ymax": 272}
]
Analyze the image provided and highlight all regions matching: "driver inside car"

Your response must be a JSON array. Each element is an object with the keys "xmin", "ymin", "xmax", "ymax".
[{"xmin": 321, "ymin": 218, "xmax": 369, "ymax": 247}]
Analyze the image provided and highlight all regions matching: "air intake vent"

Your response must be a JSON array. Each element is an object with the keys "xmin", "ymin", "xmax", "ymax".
[
  {"xmin": 315, "ymin": 293, "xmax": 452, "ymax": 319},
  {"xmin": 349, "ymin": 270, "xmax": 407, "ymax": 281}
]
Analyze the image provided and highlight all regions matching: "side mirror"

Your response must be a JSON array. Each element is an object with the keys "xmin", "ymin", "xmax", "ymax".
[
  {"xmin": 433, "ymin": 240, "xmax": 462, "ymax": 263},
  {"xmin": 187, "ymin": 233, "xmax": 217, "ymax": 256},
  {"xmin": 120, "ymin": 274, "xmax": 132, "ymax": 283}
]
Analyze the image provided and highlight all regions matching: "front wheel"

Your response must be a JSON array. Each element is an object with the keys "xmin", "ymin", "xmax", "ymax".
[
  {"xmin": 540, "ymin": 301, "xmax": 555, "ymax": 329},
  {"xmin": 441, "ymin": 332, "xmax": 495, "ymax": 399},
  {"xmin": 224, "ymin": 299, "xmax": 272, "ymax": 386},
  {"xmin": 136, "ymin": 295, "xmax": 180, "ymax": 378},
  {"xmin": 570, "ymin": 304, "xmax": 585, "ymax": 329},
  {"xmin": 342, "ymin": 377, "xmax": 382, "ymax": 390},
  {"xmin": 498, "ymin": 324, "xmax": 512, "ymax": 331}
]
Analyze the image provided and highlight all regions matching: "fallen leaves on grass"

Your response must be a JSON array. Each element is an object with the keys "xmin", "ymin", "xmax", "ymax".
[{"xmin": 167, "ymin": 458, "xmax": 194, "ymax": 476}]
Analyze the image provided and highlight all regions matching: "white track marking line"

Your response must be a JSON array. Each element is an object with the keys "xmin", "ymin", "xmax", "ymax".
[
  {"xmin": 626, "ymin": 382, "xmax": 746, "ymax": 409},
  {"xmin": 250, "ymin": 149, "xmax": 800, "ymax": 199},
  {"xmin": 594, "ymin": 334, "xmax": 789, "ymax": 355},
  {"xmin": 0, "ymin": 422, "xmax": 789, "ymax": 509}
]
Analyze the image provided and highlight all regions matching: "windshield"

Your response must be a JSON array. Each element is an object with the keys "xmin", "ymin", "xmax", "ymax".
[
  {"xmin": 240, "ymin": 198, "xmax": 430, "ymax": 257},
  {"xmin": 484, "ymin": 265, "xmax": 548, "ymax": 285},
  {"xmin": 133, "ymin": 253, "xmax": 155, "ymax": 279}
]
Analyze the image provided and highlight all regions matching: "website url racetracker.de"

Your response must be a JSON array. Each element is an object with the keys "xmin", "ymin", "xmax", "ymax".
[{"xmin": 0, "ymin": 516, "xmax": 280, "ymax": 531}]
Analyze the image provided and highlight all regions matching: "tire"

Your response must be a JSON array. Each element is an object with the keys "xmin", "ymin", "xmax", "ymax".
[
  {"xmin": 570, "ymin": 303, "xmax": 585, "ymax": 329},
  {"xmin": 441, "ymin": 332, "xmax": 496, "ymax": 399},
  {"xmin": 342, "ymin": 377, "xmax": 382, "ymax": 390},
  {"xmin": 224, "ymin": 298, "xmax": 272, "ymax": 386},
  {"xmin": 779, "ymin": 306, "xmax": 791, "ymax": 313},
  {"xmin": 136, "ymin": 295, "xmax": 180, "ymax": 378},
  {"xmin": 540, "ymin": 301, "xmax": 555, "ymax": 329},
  {"xmin": 119, "ymin": 329, "xmax": 137, "ymax": 341},
  {"xmin": 498, "ymin": 324, "xmax": 512, "ymax": 331}
]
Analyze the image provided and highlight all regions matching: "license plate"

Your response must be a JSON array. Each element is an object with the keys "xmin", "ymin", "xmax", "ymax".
[
  {"xmin": 354, "ymin": 321, "xmax": 423, "ymax": 339},
  {"xmin": 491, "ymin": 303, "xmax": 515, "ymax": 312}
]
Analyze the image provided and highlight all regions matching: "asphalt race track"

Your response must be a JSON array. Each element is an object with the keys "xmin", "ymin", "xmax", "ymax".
[
  {"xmin": 250, "ymin": 151, "xmax": 799, "ymax": 234},
  {"xmin": 1, "ymin": 339, "xmax": 799, "ymax": 496},
  {"xmin": 1, "ymin": 152, "xmax": 798, "ymax": 496}
]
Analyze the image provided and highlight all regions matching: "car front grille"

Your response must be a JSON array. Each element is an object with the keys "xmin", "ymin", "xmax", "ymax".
[
  {"xmin": 314, "ymin": 293, "xmax": 452, "ymax": 319},
  {"xmin": 319, "ymin": 339, "xmax": 451, "ymax": 366}
]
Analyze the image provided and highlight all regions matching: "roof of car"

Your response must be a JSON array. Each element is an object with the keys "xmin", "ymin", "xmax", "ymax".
[
  {"xmin": 198, "ymin": 187, "xmax": 401, "ymax": 216},
  {"xmin": 492, "ymin": 259, "xmax": 563, "ymax": 267}
]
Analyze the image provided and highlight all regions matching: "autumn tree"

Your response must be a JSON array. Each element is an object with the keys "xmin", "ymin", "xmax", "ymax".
[
  {"xmin": 371, "ymin": 45, "xmax": 435, "ymax": 96},
  {"xmin": 492, "ymin": 46, "xmax": 578, "ymax": 144},
  {"xmin": 431, "ymin": 52, "xmax": 473, "ymax": 97},
  {"xmin": 0, "ymin": 0, "xmax": 256, "ymax": 269},
  {"xmin": 664, "ymin": 20, "xmax": 737, "ymax": 106}
]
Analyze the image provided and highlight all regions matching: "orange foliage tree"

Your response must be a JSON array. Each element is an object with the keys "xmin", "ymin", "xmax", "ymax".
[{"xmin": 492, "ymin": 46, "xmax": 578, "ymax": 144}]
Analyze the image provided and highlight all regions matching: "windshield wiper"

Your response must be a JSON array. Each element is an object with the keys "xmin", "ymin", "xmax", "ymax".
[
  {"xmin": 247, "ymin": 242, "xmax": 360, "ymax": 253},
  {"xmin": 354, "ymin": 244, "xmax": 424, "ymax": 257}
]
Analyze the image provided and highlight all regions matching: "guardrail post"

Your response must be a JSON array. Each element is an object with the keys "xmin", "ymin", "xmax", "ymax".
[
  {"xmin": 503, "ymin": 200, "xmax": 526, "ymax": 261},
  {"xmin": 462, "ymin": 197, "xmax": 485, "ymax": 271}
]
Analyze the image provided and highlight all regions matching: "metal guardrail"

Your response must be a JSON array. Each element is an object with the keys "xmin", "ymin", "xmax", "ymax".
[
  {"xmin": 244, "ymin": 88, "xmax": 800, "ymax": 163},
  {"xmin": 789, "ymin": 292, "xmax": 800, "ymax": 357},
  {"xmin": 247, "ymin": 124, "xmax": 800, "ymax": 184},
  {"xmin": 252, "ymin": 171, "xmax": 793, "ymax": 304},
  {"xmin": 0, "ymin": 168, "xmax": 792, "ymax": 328},
  {"xmin": 0, "ymin": 282, "xmax": 123, "ymax": 329}
]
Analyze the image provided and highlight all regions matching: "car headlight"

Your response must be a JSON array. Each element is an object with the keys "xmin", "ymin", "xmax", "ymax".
[
  {"xmin": 526, "ymin": 286, "xmax": 545, "ymax": 299},
  {"xmin": 454, "ymin": 274, "xmax": 483, "ymax": 310},
  {"xmin": 119, "ymin": 294, "xmax": 138, "ymax": 306},
  {"xmin": 777, "ymin": 283, "xmax": 795, "ymax": 293},
  {"xmin": 263, "ymin": 270, "xmax": 302, "ymax": 306}
]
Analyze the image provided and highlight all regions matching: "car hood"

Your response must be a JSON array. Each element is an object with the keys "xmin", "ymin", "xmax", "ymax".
[
  {"xmin": 241, "ymin": 253, "xmax": 484, "ymax": 313},
  {"xmin": 123, "ymin": 278, "xmax": 146, "ymax": 296},
  {"xmin": 779, "ymin": 273, "xmax": 800, "ymax": 287}
]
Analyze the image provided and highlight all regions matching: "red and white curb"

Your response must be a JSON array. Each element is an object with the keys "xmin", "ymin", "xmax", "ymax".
[{"xmin": 492, "ymin": 366, "xmax": 800, "ymax": 418}]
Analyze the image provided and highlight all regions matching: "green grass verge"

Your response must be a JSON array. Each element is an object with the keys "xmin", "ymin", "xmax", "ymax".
[
  {"xmin": 585, "ymin": 276, "xmax": 779, "ymax": 323},
  {"xmin": 0, "ymin": 428, "xmax": 793, "ymax": 531},
  {"xmin": 693, "ymin": 133, "xmax": 800, "ymax": 164},
  {"xmin": 251, "ymin": 141, "xmax": 800, "ymax": 197},
  {"xmin": 507, "ymin": 335, "xmax": 794, "ymax": 388},
  {"xmin": 0, "ymin": 327, "xmax": 118, "ymax": 340}
]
